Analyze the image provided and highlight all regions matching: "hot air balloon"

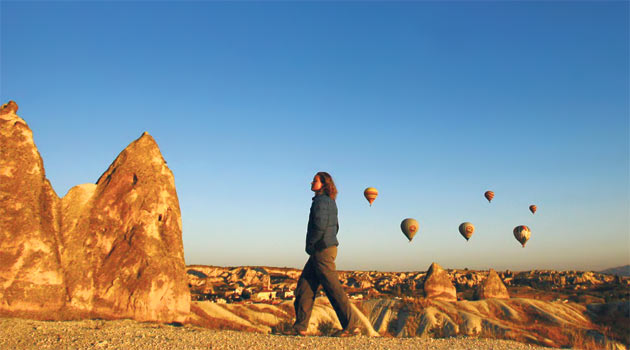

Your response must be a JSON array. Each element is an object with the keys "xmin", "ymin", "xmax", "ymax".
[
  {"xmin": 513, "ymin": 225, "xmax": 531, "ymax": 247},
  {"xmin": 529, "ymin": 205, "xmax": 537, "ymax": 214},
  {"xmin": 484, "ymin": 191, "xmax": 494, "ymax": 203},
  {"xmin": 458, "ymin": 222, "xmax": 475, "ymax": 241},
  {"xmin": 400, "ymin": 218, "xmax": 419, "ymax": 242},
  {"xmin": 364, "ymin": 187, "xmax": 378, "ymax": 206}
]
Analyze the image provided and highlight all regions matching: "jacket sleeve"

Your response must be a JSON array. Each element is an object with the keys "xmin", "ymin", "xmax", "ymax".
[{"xmin": 305, "ymin": 199, "xmax": 329, "ymax": 255}]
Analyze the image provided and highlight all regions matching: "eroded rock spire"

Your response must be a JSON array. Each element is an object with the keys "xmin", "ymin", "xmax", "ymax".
[{"xmin": 0, "ymin": 101, "xmax": 189, "ymax": 322}]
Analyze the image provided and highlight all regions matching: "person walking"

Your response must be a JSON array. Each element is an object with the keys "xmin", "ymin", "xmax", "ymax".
[{"xmin": 293, "ymin": 172, "xmax": 359, "ymax": 337}]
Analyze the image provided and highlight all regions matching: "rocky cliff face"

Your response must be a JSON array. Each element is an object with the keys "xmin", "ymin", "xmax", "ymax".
[{"xmin": 0, "ymin": 101, "xmax": 189, "ymax": 322}]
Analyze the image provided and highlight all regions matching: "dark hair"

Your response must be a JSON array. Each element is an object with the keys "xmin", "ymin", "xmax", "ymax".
[{"xmin": 315, "ymin": 171, "xmax": 338, "ymax": 200}]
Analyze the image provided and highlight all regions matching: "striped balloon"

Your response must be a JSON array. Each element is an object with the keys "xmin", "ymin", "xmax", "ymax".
[
  {"xmin": 529, "ymin": 205, "xmax": 537, "ymax": 214},
  {"xmin": 400, "ymin": 218, "xmax": 419, "ymax": 242},
  {"xmin": 484, "ymin": 191, "xmax": 494, "ymax": 203},
  {"xmin": 458, "ymin": 222, "xmax": 475, "ymax": 241},
  {"xmin": 513, "ymin": 225, "xmax": 531, "ymax": 248},
  {"xmin": 364, "ymin": 187, "xmax": 378, "ymax": 206}
]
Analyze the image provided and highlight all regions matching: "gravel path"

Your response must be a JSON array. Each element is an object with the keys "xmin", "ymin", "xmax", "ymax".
[{"xmin": 0, "ymin": 317, "xmax": 562, "ymax": 350}]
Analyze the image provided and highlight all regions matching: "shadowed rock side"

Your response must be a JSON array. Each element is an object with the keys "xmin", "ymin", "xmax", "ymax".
[
  {"xmin": 0, "ymin": 101, "xmax": 65, "ymax": 315},
  {"xmin": 475, "ymin": 269, "xmax": 510, "ymax": 300},
  {"xmin": 0, "ymin": 101, "xmax": 189, "ymax": 323},
  {"xmin": 424, "ymin": 263, "xmax": 456, "ymax": 302}
]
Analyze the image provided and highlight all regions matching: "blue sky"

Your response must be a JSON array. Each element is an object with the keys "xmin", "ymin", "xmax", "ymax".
[{"xmin": 1, "ymin": 1, "xmax": 628, "ymax": 271}]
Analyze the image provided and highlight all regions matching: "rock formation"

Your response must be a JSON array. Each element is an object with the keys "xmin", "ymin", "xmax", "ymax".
[
  {"xmin": 0, "ymin": 100, "xmax": 189, "ymax": 322},
  {"xmin": 474, "ymin": 269, "xmax": 509, "ymax": 300},
  {"xmin": 0, "ymin": 101, "xmax": 66, "ymax": 315},
  {"xmin": 187, "ymin": 264, "xmax": 627, "ymax": 304},
  {"xmin": 423, "ymin": 262, "xmax": 457, "ymax": 302}
]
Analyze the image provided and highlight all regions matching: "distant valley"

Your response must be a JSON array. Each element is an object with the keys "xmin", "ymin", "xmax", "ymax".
[
  {"xmin": 186, "ymin": 264, "xmax": 629, "ymax": 304},
  {"xmin": 186, "ymin": 263, "xmax": 630, "ymax": 349}
]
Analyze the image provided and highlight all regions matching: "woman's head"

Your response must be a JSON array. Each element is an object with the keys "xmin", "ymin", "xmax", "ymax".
[{"xmin": 311, "ymin": 171, "xmax": 338, "ymax": 200}]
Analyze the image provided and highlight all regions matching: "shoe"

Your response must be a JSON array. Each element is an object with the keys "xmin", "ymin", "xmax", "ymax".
[
  {"xmin": 289, "ymin": 327, "xmax": 307, "ymax": 336},
  {"xmin": 332, "ymin": 327, "xmax": 361, "ymax": 337}
]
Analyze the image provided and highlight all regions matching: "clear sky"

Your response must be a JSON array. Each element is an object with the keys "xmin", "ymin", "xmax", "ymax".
[{"xmin": 1, "ymin": 1, "xmax": 628, "ymax": 272}]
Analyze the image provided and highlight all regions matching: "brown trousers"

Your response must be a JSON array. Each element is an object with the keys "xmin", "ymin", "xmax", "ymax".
[{"xmin": 293, "ymin": 246, "xmax": 356, "ymax": 332}]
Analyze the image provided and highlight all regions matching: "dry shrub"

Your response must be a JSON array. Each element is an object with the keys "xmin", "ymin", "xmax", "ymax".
[
  {"xmin": 387, "ymin": 299, "xmax": 423, "ymax": 337},
  {"xmin": 426, "ymin": 323, "xmax": 452, "ymax": 338},
  {"xmin": 270, "ymin": 320, "xmax": 294, "ymax": 335},
  {"xmin": 385, "ymin": 302, "xmax": 409, "ymax": 336},
  {"xmin": 564, "ymin": 328, "xmax": 606, "ymax": 350},
  {"xmin": 478, "ymin": 320, "xmax": 507, "ymax": 339},
  {"xmin": 317, "ymin": 320, "xmax": 337, "ymax": 336},
  {"xmin": 528, "ymin": 324, "xmax": 567, "ymax": 347},
  {"xmin": 408, "ymin": 297, "xmax": 432, "ymax": 311},
  {"xmin": 478, "ymin": 305, "xmax": 616, "ymax": 350},
  {"xmin": 83, "ymin": 320, "xmax": 106, "ymax": 330},
  {"xmin": 403, "ymin": 314, "xmax": 419, "ymax": 336},
  {"xmin": 589, "ymin": 303, "xmax": 630, "ymax": 347},
  {"xmin": 478, "ymin": 320, "xmax": 549, "ymax": 349},
  {"xmin": 354, "ymin": 301, "xmax": 369, "ymax": 316}
]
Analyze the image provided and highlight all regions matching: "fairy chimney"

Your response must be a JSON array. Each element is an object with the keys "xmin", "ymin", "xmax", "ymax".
[
  {"xmin": 61, "ymin": 132, "xmax": 190, "ymax": 322},
  {"xmin": 474, "ymin": 269, "xmax": 510, "ymax": 300},
  {"xmin": 423, "ymin": 262, "xmax": 457, "ymax": 302},
  {"xmin": 0, "ymin": 101, "xmax": 66, "ymax": 316},
  {"xmin": 0, "ymin": 101, "xmax": 190, "ymax": 322}
]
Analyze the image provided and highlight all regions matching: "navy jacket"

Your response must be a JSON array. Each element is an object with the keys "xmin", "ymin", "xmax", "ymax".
[{"xmin": 305, "ymin": 193, "xmax": 339, "ymax": 255}]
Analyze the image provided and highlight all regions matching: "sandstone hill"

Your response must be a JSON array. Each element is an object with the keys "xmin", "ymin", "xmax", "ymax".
[{"xmin": 0, "ymin": 101, "xmax": 189, "ymax": 322}]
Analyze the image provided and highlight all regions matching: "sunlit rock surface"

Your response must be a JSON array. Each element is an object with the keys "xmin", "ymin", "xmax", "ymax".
[
  {"xmin": 66, "ymin": 131, "xmax": 189, "ymax": 322},
  {"xmin": 475, "ymin": 269, "xmax": 510, "ymax": 300},
  {"xmin": 423, "ymin": 263, "xmax": 456, "ymax": 302},
  {"xmin": 0, "ymin": 101, "xmax": 66, "ymax": 315},
  {"xmin": 0, "ymin": 101, "xmax": 189, "ymax": 322}
]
